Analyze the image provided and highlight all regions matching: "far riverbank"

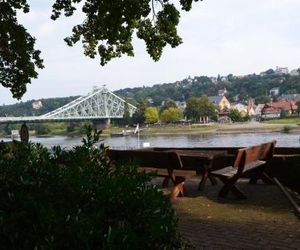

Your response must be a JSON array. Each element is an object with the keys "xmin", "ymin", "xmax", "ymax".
[{"xmin": 104, "ymin": 122, "xmax": 300, "ymax": 137}]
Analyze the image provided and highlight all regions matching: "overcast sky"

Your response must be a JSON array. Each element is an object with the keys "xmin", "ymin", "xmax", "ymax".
[{"xmin": 1, "ymin": 0, "xmax": 300, "ymax": 105}]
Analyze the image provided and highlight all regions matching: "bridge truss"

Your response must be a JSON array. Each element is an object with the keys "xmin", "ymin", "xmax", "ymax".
[
  {"xmin": 0, "ymin": 87, "xmax": 137, "ymax": 123},
  {"xmin": 41, "ymin": 86, "xmax": 136, "ymax": 119}
]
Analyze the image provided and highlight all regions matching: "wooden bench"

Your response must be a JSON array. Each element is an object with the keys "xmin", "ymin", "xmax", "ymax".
[
  {"xmin": 108, "ymin": 149, "xmax": 196, "ymax": 200},
  {"xmin": 210, "ymin": 140, "xmax": 276, "ymax": 199}
]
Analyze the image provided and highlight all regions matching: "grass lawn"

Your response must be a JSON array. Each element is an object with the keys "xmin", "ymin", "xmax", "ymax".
[
  {"xmin": 140, "ymin": 124, "xmax": 217, "ymax": 135},
  {"xmin": 263, "ymin": 117, "xmax": 300, "ymax": 125}
]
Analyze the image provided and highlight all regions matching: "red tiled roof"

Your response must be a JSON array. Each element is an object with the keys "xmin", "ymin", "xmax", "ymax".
[{"xmin": 265, "ymin": 100, "xmax": 297, "ymax": 112}]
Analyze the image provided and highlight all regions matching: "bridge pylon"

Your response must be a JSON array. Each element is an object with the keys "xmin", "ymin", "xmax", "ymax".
[{"xmin": 93, "ymin": 119, "xmax": 111, "ymax": 131}]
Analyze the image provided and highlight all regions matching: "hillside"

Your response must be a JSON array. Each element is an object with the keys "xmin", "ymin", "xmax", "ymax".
[
  {"xmin": 115, "ymin": 70, "xmax": 300, "ymax": 105},
  {"xmin": 0, "ymin": 96, "xmax": 79, "ymax": 117},
  {"xmin": 2, "ymin": 69, "xmax": 300, "ymax": 116}
]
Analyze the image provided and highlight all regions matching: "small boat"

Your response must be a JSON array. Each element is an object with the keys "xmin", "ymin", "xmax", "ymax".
[
  {"xmin": 111, "ymin": 130, "xmax": 134, "ymax": 137},
  {"xmin": 11, "ymin": 130, "xmax": 20, "ymax": 141}
]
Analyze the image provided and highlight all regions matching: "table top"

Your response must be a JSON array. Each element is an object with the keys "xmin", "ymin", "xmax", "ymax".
[{"xmin": 167, "ymin": 149, "xmax": 227, "ymax": 160}]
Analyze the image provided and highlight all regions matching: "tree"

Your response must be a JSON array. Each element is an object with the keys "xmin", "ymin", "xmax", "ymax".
[
  {"xmin": 122, "ymin": 101, "xmax": 131, "ymax": 125},
  {"xmin": 229, "ymin": 109, "xmax": 243, "ymax": 122},
  {"xmin": 0, "ymin": 1, "xmax": 44, "ymax": 99},
  {"xmin": 296, "ymin": 100, "xmax": 300, "ymax": 115},
  {"xmin": 255, "ymin": 95, "xmax": 271, "ymax": 105},
  {"xmin": 1, "ymin": 0, "xmax": 201, "ymax": 99},
  {"xmin": 144, "ymin": 107, "xmax": 159, "ymax": 124},
  {"xmin": 132, "ymin": 100, "xmax": 147, "ymax": 125},
  {"xmin": 185, "ymin": 96, "xmax": 217, "ymax": 122},
  {"xmin": 160, "ymin": 107, "xmax": 183, "ymax": 123},
  {"xmin": 265, "ymin": 69, "xmax": 275, "ymax": 75},
  {"xmin": 159, "ymin": 100, "xmax": 177, "ymax": 114},
  {"xmin": 280, "ymin": 108, "xmax": 287, "ymax": 118}
]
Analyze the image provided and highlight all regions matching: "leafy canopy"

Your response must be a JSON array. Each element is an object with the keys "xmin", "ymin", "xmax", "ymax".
[
  {"xmin": 144, "ymin": 106, "xmax": 159, "ymax": 124},
  {"xmin": 185, "ymin": 96, "xmax": 217, "ymax": 122},
  {"xmin": 1, "ymin": 0, "xmax": 201, "ymax": 99},
  {"xmin": 0, "ymin": 1, "xmax": 44, "ymax": 99},
  {"xmin": 160, "ymin": 107, "xmax": 183, "ymax": 123}
]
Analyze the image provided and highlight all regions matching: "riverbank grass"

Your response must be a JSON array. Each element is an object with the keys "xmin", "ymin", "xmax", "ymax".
[{"xmin": 263, "ymin": 117, "xmax": 300, "ymax": 125}]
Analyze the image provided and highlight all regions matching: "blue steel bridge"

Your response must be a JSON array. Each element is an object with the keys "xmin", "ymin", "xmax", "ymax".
[{"xmin": 0, "ymin": 87, "xmax": 137, "ymax": 126}]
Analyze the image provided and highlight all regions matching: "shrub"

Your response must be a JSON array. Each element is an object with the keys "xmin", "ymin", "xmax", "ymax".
[
  {"xmin": 282, "ymin": 125, "xmax": 291, "ymax": 133},
  {"xmin": 0, "ymin": 129, "xmax": 187, "ymax": 249}
]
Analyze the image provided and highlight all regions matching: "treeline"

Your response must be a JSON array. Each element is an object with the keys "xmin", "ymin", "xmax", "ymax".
[
  {"xmin": 3, "ymin": 69, "xmax": 300, "ymax": 117},
  {"xmin": 115, "ymin": 70, "xmax": 300, "ymax": 105},
  {"xmin": 0, "ymin": 96, "xmax": 79, "ymax": 117}
]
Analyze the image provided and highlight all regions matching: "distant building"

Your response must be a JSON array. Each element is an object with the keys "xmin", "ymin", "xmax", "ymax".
[
  {"xmin": 255, "ymin": 104, "xmax": 265, "ymax": 117},
  {"xmin": 275, "ymin": 66, "xmax": 289, "ymax": 75},
  {"xmin": 261, "ymin": 105, "xmax": 281, "ymax": 118},
  {"xmin": 269, "ymin": 87, "xmax": 280, "ymax": 96},
  {"xmin": 220, "ymin": 76, "xmax": 228, "ymax": 81},
  {"xmin": 290, "ymin": 69, "xmax": 299, "ymax": 76},
  {"xmin": 270, "ymin": 100, "xmax": 297, "ymax": 114},
  {"xmin": 279, "ymin": 94, "xmax": 300, "ymax": 102},
  {"xmin": 231, "ymin": 103, "xmax": 247, "ymax": 117},
  {"xmin": 147, "ymin": 98, "xmax": 153, "ymax": 104},
  {"xmin": 175, "ymin": 101, "xmax": 186, "ymax": 112},
  {"xmin": 247, "ymin": 99, "xmax": 256, "ymax": 116},
  {"xmin": 262, "ymin": 100, "xmax": 297, "ymax": 118},
  {"xmin": 208, "ymin": 95, "xmax": 230, "ymax": 110},
  {"xmin": 32, "ymin": 100, "xmax": 43, "ymax": 110},
  {"xmin": 218, "ymin": 88, "xmax": 227, "ymax": 97},
  {"xmin": 210, "ymin": 77, "xmax": 217, "ymax": 83}
]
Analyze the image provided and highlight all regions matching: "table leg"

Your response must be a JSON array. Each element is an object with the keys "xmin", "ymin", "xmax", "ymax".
[
  {"xmin": 209, "ymin": 175, "xmax": 218, "ymax": 185},
  {"xmin": 198, "ymin": 169, "xmax": 208, "ymax": 190},
  {"xmin": 198, "ymin": 160, "xmax": 217, "ymax": 190}
]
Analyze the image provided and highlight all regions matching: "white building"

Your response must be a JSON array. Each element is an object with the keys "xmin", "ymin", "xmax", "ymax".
[
  {"xmin": 32, "ymin": 100, "xmax": 43, "ymax": 110},
  {"xmin": 290, "ymin": 69, "xmax": 299, "ymax": 76},
  {"xmin": 275, "ymin": 66, "xmax": 289, "ymax": 75},
  {"xmin": 269, "ymin": 87, "xmax": 280, "ymax": 96}
]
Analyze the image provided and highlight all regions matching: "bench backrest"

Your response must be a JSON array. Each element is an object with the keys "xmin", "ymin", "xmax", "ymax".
[
  {"xmin": 108, "ymin": 149, "xmax": 183, "ymax": 170},
  {"xmin": 233, "ymin": 140, "xmax": 276, "ymax": 175}
]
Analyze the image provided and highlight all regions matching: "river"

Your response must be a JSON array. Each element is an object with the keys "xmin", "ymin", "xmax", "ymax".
[{"xmin": 1, "ymin": 132, "xmax": 300, "ymax": 149}]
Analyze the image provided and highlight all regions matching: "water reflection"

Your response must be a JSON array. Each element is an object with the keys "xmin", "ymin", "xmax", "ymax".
[{"xmin": 1, "ymin": 132, "xmax": 299, "ymax": 149}]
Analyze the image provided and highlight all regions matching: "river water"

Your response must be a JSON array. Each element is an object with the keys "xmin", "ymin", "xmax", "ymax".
[{"xmin": 1, "ymin": 132, "xmax": 299, "ymax": 149}]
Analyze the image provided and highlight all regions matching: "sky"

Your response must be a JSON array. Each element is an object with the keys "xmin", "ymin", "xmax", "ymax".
[{"xmin": 1, "ymin": 0, "xmax": 300, "ymax": 105}]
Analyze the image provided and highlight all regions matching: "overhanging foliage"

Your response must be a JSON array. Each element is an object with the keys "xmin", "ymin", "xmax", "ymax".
[{"xmin": 0, "ymin": 0, "xmax": 201, "ymax": 99}]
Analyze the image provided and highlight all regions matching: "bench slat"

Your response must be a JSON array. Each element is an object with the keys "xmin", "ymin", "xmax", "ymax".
[
  {"xmin": 210, "ymin": 140, "xmax": 276, "ymax": 199},
  {"xmin": 211, "ymin": 160, "xmax": 266, "ymax": 178}
]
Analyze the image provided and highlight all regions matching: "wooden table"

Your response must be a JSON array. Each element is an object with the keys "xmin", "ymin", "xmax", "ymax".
[{"xmin": 167, "ymin": 150, "xmax": 227, "ymax": 190}]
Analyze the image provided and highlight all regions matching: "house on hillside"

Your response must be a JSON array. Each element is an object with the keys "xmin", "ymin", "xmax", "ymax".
[
  {"xmin": 279, "ymin": 94, "xmax": 300, "ymax": 102},
  {"xmin": 231, "ymin": 103, "xmax": 248, "ymax": 117},
  {"xmin": 269, "ymin": 87, "xmax": 280, "ymax": 97},
  {"xmin": 261, "ymin": 100, "xmax": 297, "ymax": 118},
  {"xmin": 246, "ymin": 99, "xmax": 256, "ymax": 116},
  {"xmin": 290, "ymin": 69, "xmax": 299, "ymax": 76},
  {"xmin": 208, "ymin": 95, "xmax": 230, "ymax": 110},
  {"xmin": 270, "ymin": 100, "xmax": 297, "ymax": 114},
  {"xmin": 175, "ymin": 101, "xmax": 186, "ymax": 112},
  {"xmin": 218, "ymin": 88, "xmax": 227, "ymax": 97},
  {"xmin": 261, "ymin": 105, "xmax": 281, "ymax": 118},
  {"xmin": 275, "ymin": 66, "xmax": 289, "ymax": 75},
  {"xmin": 255, "ymin": 104, "xmax": 265, "ymax": 117},
  {"xmin": 32, "ymin": 100, "xmax": 43, "ymax": 110}
]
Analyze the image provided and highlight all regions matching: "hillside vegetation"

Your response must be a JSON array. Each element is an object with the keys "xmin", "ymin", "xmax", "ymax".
[
  {"xmin": 115, "ymin": 71, "xmax": 300, "ymax": 105},
  {"xmin": 2, "ymin": 70, "xmax": 300, "ymax": 117},
  {"xmin": 0, "ymin": 96, "xmax": 79, "ymax": 117}
]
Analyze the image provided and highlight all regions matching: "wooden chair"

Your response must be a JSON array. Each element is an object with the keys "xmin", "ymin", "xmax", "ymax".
[{"xmin": 210, "ymin": 141, "xmax": 276, "ymax": 199}]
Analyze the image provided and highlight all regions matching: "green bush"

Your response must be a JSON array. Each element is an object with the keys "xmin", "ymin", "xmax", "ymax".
[
  {"xmin": 0, "ymin": 130, "xmax": 186, "ymax": 249},
  {"xmin": 282, "ymin": 125, "xmax": 291, "ymax": 133}
]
